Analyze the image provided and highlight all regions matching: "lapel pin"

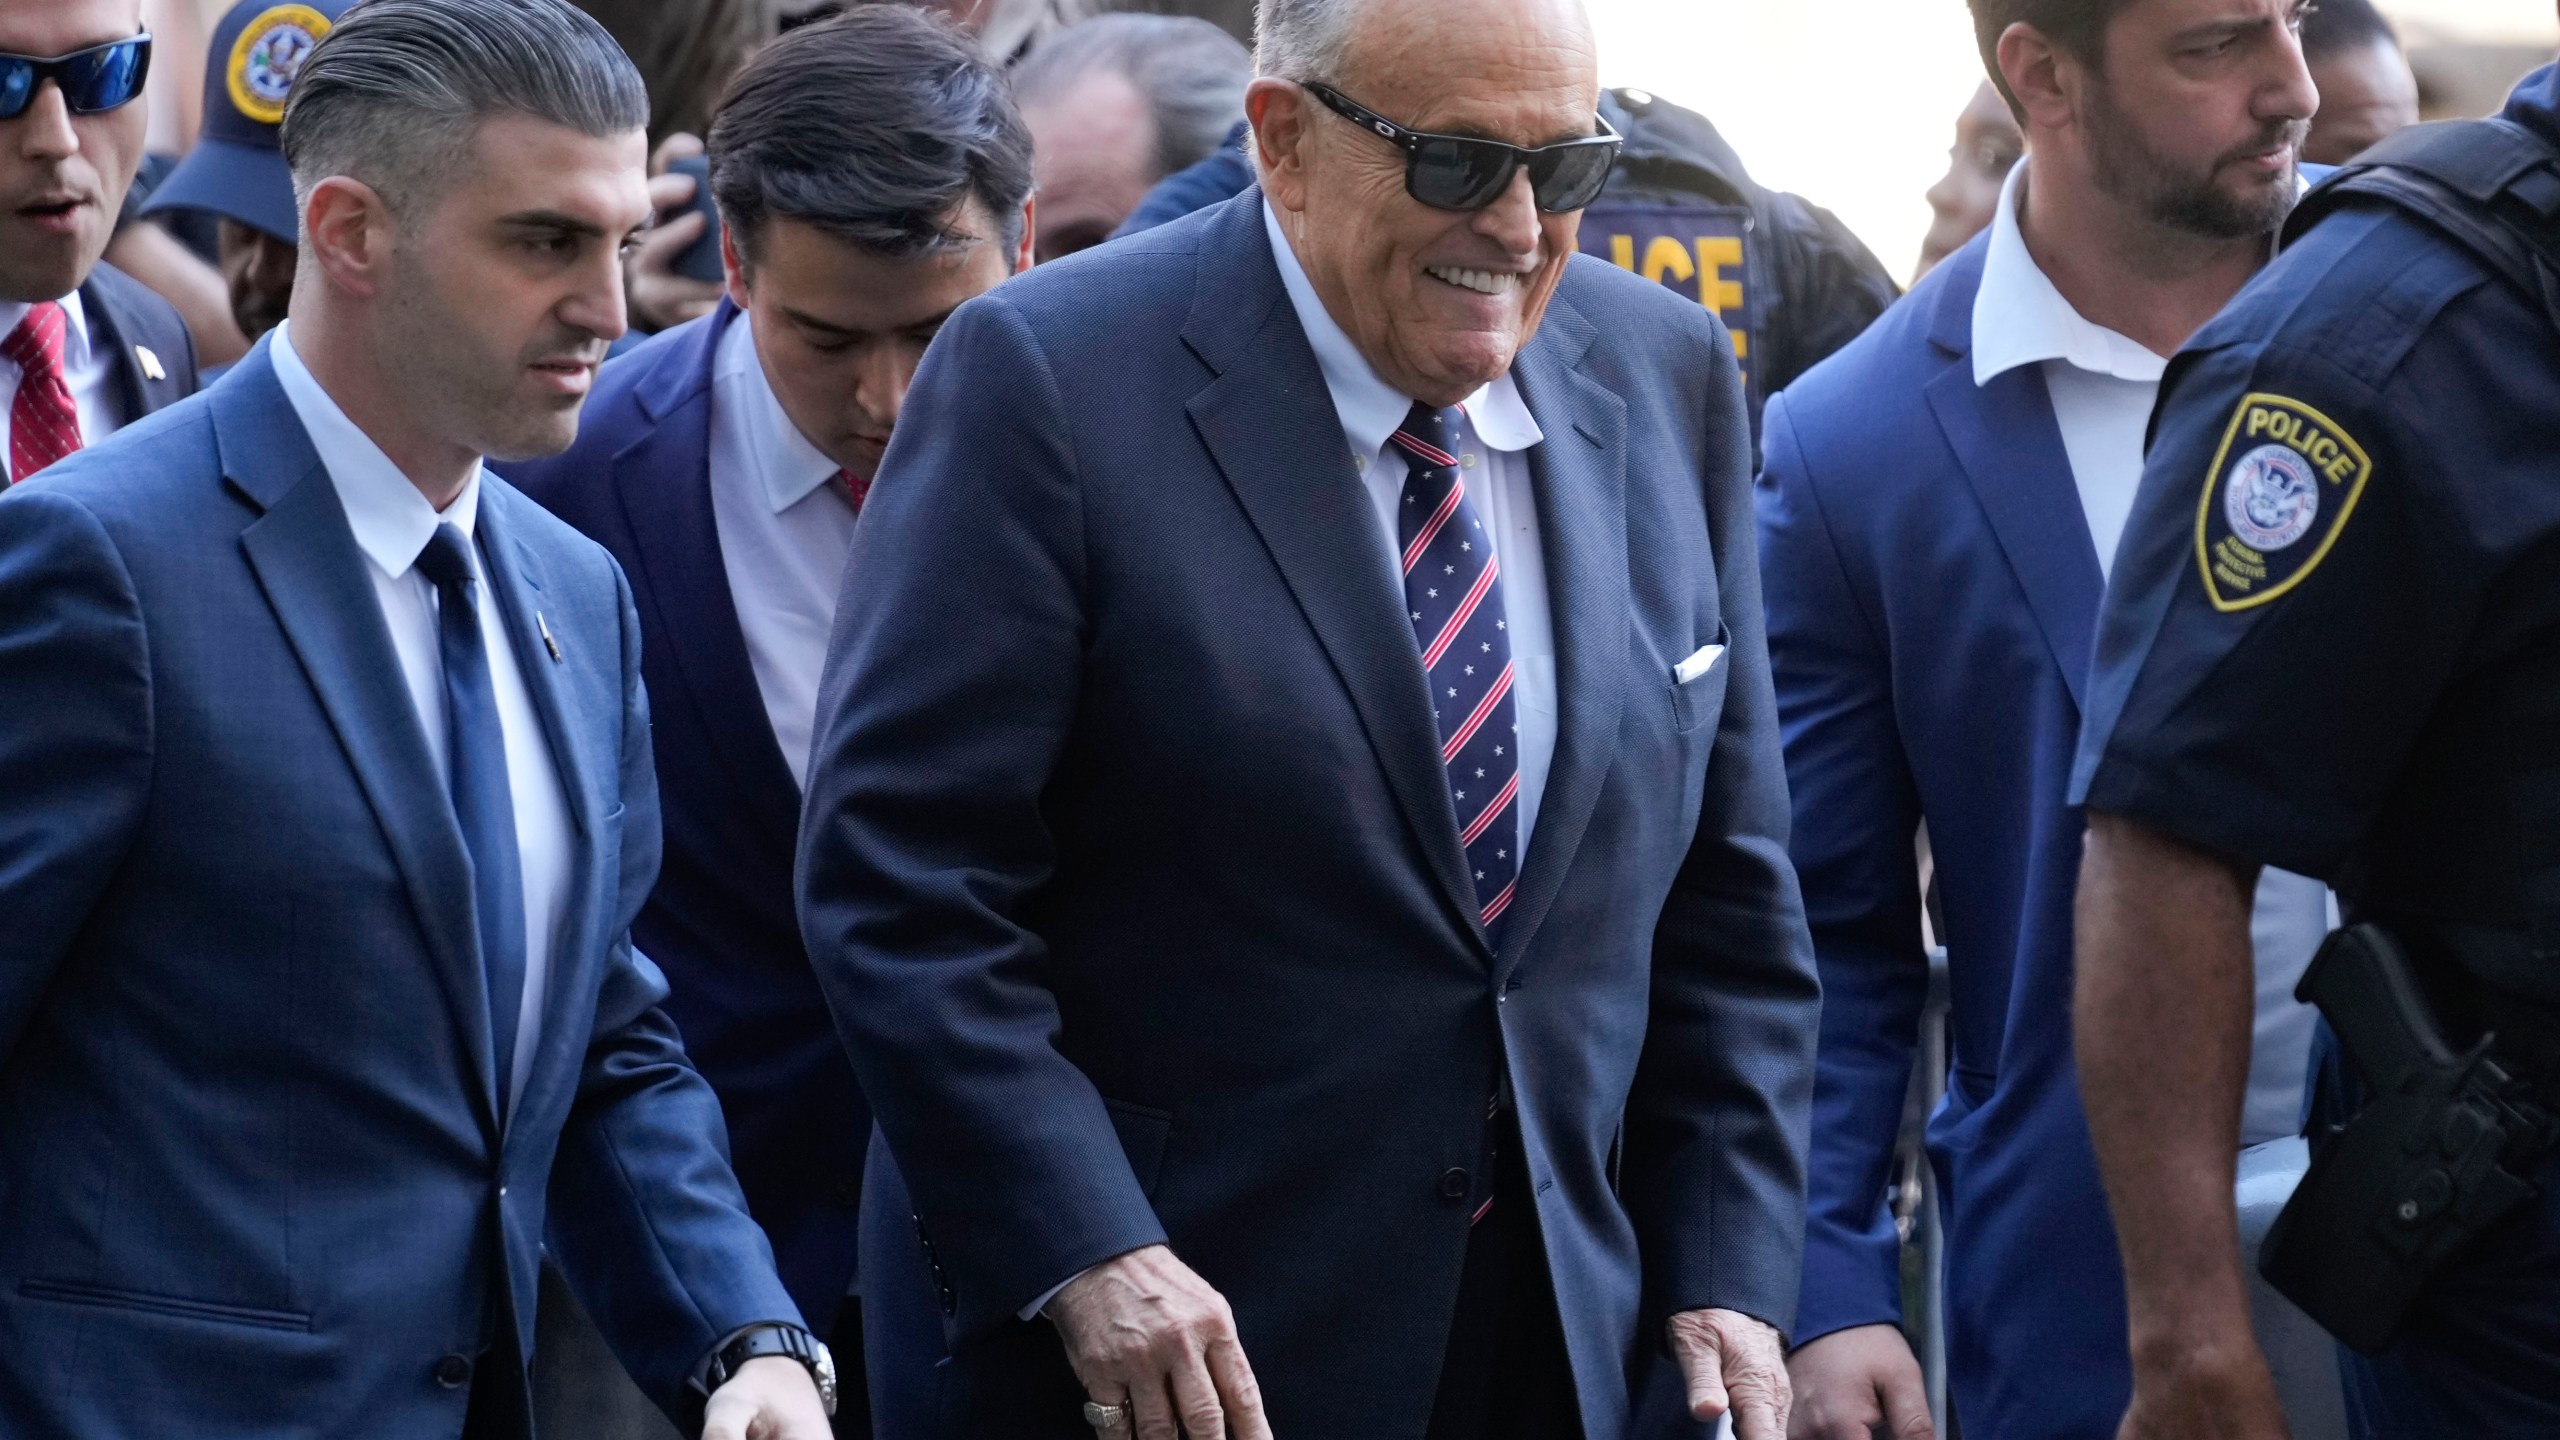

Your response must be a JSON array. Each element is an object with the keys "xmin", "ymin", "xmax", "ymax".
[
  {"xmin": 537, "ymin": 611, "xmax": 563, "ymax": 663},
  {"xmin": 134, "ymin": 345, "xmax": 165, "ymax": 383}
]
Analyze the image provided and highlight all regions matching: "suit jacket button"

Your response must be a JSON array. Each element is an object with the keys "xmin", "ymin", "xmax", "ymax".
[
  {"xmin": 434, "ymin": 1354, "xmax": 473, "ymax": 1389},
  {"xmin": 1439, "ymin": 1167, "xmax": 1471, "ymax": 1201}
]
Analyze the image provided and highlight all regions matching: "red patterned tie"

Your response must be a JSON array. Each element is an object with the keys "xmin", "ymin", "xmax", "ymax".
[
  {"xmin": 5, "ymin": 302, "xmax": 81, "ymax": 485},
  {"xmin": 836, "ymin": 468, "xmax": 871, "ymax": 513}
]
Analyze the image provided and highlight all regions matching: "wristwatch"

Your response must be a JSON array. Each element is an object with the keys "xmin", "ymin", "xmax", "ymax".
[{"xmin": 698, "ymin": 1322, "xmax": 837, "ymax": 1418}]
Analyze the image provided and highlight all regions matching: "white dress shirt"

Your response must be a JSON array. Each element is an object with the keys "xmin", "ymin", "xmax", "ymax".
[
  {"xmin": 1972, "ymin": 162, "xmax": 2326, "ymax": 1143},
  {"xmin": 707, "ymin": 313, "xmax": 860, "ymax": 791},
  {"xmin": 1263, "ymin": 200, "xmax": 1559, "ymax": 854},
  {"xmin": 272, "ymin": 321, "xmax": 575, "ymax": 1111},
  {"xmin": 0, "ymin": 290, "xmax": 126, "ymax": 459}
]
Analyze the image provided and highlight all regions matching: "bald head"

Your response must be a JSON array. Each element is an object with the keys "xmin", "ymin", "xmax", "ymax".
[{"xmin": 1247, "ymin": 0, "xmax": 1602, "ymax": 406}]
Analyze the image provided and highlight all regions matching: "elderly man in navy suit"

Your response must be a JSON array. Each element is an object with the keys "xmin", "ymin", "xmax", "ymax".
[
  {"xmin": 795, "ymin": 0, "xmax": 1823, "ymax": 1435},
  {"xmin": 0, "ymin": 2, "xmax": 830, "ymax": 1436},
  {"xmin": 506, "ymin": 10, "xmax": 1036, "ymax": 1433}
]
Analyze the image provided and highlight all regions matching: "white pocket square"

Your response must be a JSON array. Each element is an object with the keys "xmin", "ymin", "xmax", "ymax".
[{"xmin": 1674, "ymin": 643, "xmax": 1726, "ymax": 685}]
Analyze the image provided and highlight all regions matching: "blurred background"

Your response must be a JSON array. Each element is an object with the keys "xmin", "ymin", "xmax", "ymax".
[{"xmin": 133, "ymin": 0, "xmax": 2560, "ymax": 304}]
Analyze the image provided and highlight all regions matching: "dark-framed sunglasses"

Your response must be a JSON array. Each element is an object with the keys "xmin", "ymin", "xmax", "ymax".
[
  {"xmin": 1304, "ymin": 81, "xmax": 1620, "ymax": 214},
  {"xmin": 0, "ymin": 34, "xmax": 152, "ymax": 122}
]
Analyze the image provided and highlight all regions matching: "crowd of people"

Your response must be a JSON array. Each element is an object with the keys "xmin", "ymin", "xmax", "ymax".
[{"xmin": 2, "ymin": 0, "xmax": 2555, "ymax": 1439}]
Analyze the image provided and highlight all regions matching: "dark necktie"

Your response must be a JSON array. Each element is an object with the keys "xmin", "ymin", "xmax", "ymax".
[
  {"xmin": 416, "ymin": 525, "xmax": 527, "ymax": 1110},
  {"xmin": 5, "ymin": 302, "xmax": 81, "ymax": 485},
  {"xmin": 1394, "ymin": 402, "xmax": 1520, "ymax": 942}
]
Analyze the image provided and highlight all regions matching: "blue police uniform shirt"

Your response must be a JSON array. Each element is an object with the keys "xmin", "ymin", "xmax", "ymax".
[{"xmin": 2073, "ymin": 63, "xmax": 2560, "ymax": 966}]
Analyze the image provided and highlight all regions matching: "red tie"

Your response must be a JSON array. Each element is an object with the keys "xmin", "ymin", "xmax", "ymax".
[
  {"xmin": 5, "ymin": 302, "xmax": 81, "ymax": 485},
  {"xmin": 837, "ymin": 468, "xmax": 871, "ymax": 513}
]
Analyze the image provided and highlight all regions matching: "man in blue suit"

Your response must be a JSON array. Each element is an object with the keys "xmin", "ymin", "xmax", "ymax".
[
  {"xmin": 0, "ymin": 3, "xmax": 831, "ymax": 1436},
  {"xmin": 795, "ymin": 0, "xmax": 1822, "ymax": 1435},
  {"xmin": 505, "ymin": 9, "xmax": 1036, "ymax": 1431},
  {"xmin": 1760, "ymin": 2, "xmax": 2330, "ymax": 1437}
]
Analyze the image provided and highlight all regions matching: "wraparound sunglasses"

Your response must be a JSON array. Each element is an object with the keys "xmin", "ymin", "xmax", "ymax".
[
  {"xmin": 0, "ymin": 34, "xmax": 152, "ymax": 122},
  {"xmin": 1304, "ymin": 81, "xmax": 1621, "ymax": 214}
]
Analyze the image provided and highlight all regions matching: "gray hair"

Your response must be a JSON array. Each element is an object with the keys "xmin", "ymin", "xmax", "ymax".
[
  {"xmin": 1251, "ymin": 0, "xmax": 1364, "ymax": 85},
  {"xmin": 1012, "ymin": 14, "xmax": 1253, "ymax": 181},
  {"xmin": 281, "ymin": 0, "xmax": 650, "ymax": 214}
]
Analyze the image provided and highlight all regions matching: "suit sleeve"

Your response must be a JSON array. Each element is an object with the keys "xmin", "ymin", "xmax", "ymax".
[
  {"xmin": 0, "ymin": 488, "xmax": 152, "ymax": 1066},
  {"xmin": 1752, "ymin": 392, "xmax": 1931, "ymax": 1345},
  {"xmin": 546, "ymin": 561, "xmax": 803, "ymax": 1414},
  {"xmin": 796, "ymin": 293, "xmax": 1165, "ymax": 1344},
  {"xmin": 1622, "ymin": 320, "xmax": 1826, "ymax": 1339}
]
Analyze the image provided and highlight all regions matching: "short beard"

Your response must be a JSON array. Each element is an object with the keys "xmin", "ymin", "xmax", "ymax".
[
  {"xmin": 375, "ymin": 241, "xmax": 594, "ymax": 465},
  {"xmin": 2084, "ymin": 81, "xmax": 2305, "ymax": 241}
]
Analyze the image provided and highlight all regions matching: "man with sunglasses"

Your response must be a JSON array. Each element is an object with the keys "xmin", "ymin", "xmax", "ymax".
[
  {"xmin": 796, "ymin": 0, "xmax": 1819, "ymax": 1434},
  {"xmin": 1, "ymin": 0, "xmax": 195, "ymax": 486}
]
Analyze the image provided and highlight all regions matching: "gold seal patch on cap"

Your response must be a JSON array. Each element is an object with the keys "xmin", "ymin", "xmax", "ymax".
[{"xmin": 226, "ymin": 5, "xmax": 332, "ymax": 127}]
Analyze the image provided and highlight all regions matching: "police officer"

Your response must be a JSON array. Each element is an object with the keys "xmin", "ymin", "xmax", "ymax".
[
  {"xmin": 1112, "ymin": 84, "xmax": 1900, "ymax": 432},
  {"xmin": 141, "ymin": 0, "xmax": 352, "ymax": 358},
  {"xmin": 2070, "ymin": 56, "xmax": 2560, "ymax": 1440}
]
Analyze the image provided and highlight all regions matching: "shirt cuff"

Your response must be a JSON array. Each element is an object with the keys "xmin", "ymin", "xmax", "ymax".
[{"xmin": 1021, "ymin": 1269, "xmax": 1089, "ymax": 1322}]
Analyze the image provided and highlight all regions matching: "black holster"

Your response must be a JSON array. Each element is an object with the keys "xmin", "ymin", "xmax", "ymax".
[{"xmin": 2258, "ymin": 924, "xmax": 2560, "ymax": 1353}]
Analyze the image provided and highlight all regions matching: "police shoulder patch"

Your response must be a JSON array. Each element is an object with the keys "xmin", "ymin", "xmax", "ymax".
[
  {"xmin": 2192, "ymin": 392, "xmax": 2373, "ymax": 612},
  {"xmin": 227, "ymin": 5, "xmax": 332, "ymax": 127}
]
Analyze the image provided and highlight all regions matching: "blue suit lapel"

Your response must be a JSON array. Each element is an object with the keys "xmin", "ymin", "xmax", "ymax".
[
  {"xmin": 1922, "ymin": 249, "xmax": 2104, "ymax": 712},
  {"xmin": 1181, "ymin": 194, "xmax": 1490, "ymax": 953},
  {"xmin": 612, "ymin": 303, "xmax": 802, "ymax": 831},
  {"xmin": 1498, "ymin": 296, "xmax": 1628, "ymax": 977},
  {"xmin": 220, "ymin": 342, "xmax": 504, "ymax": 1134}
]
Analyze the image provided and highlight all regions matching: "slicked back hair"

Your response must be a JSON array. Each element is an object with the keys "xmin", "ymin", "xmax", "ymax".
[
  {"xmin": 708, "ymin": 5, "xmax": 1034, "ymax": 265},
  {"xmin": 281, "ymin": 0, "xmax": 649, "ymax": 216},
  {"xmin": 1968, "ymin": 0, "xmax": 2141, "ymax": 117}
]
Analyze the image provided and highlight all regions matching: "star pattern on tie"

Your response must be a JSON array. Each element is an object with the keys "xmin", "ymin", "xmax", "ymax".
[
  {"xmin": 5, "ymin": 302, "xmax": 82, "ymax": 485},
  {"xmin": 836, "ymin": 468, "xmax": 871, "ymax": 513},
  {"xmin": 1393, "ymin": 401, "xmax": 1518, "ymax": 939}
]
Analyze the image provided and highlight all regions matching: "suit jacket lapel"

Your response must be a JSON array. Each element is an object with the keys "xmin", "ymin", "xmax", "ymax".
[
  {"xmin": 1497, "ymin": 296, "xmax": 1628, "ymax": 977},
  {"xmin": 1182, "ymin": 195, "xmax": 1488, "ymax": 947},
  {"xmin": 1923, "ymin": 251, "xmax": 2104, "ymax": 712},
  {"xmin": 77, "ymin": 277, "xmax": 152, "ymax": 428},
  {"xmin": 220, "ymin": 344, "xmax": 503, "ymax": 1133},
  {"xmin": 612, "ymin": 304, "xmax": 803, "ymax": 835}
]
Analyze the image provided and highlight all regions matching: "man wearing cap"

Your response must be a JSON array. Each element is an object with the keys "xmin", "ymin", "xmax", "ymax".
[
  {"xmin": 1, "ymin": 0, "xmax": 197, "ymax": 486},
  {"xmin": 141, "ymin": 0, "xmax": 345, "ymax": 359}
]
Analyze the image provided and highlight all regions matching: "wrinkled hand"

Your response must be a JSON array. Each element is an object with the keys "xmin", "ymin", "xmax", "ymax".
[
  {"xmin": 625, "ymin": 131, "xmax": 723, "ymax": 334},
  {"xmin": 700, "ymin": 1355, "xmax": 831, "ymax": 1440},
  {"xmin": 1670, "ymin": 1308, "xmax": 1791, "ymax": 1439},
  {"xmin": 1785, "ymin": 1323, "xmax": 1932, "ymax": 1440},
  {"xmin": 1046, "ymin": 1244, "xmax": 1271, "ymax": 1440},
  {"xmin": 2118, "ymin": 1340, "xmax": 2291, "ymax": 1440}
]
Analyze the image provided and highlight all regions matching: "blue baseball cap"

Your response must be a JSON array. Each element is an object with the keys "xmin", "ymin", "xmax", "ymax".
[{"xmin": 141, "ymin": 1, "xmax": 353, "ymax": 243}]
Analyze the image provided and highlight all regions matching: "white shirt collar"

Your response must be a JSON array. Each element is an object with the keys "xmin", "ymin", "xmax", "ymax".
[
  {"xmin": 714, "ymin": 310, "xmax": 841, "ymax": 514},
  {"xmin": 1971, "ymin": 161, "xmax": 2168, "ymax": 388},
  {"xmin": 0, "ymin": 289, "xmax": 96, "ymax": 375},
  {"xmin": 1260, "ymin": 200, "xmax": 1543, "ymax": 459},
  {"xmin": 270, "ymin": 320, "xmax": 483, "ymax": 578}
]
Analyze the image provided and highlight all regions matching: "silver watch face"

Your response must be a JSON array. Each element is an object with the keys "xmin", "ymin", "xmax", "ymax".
[{"xmin": 812, "ymin": 1338, "xmax": 839, "ymax": 1417}]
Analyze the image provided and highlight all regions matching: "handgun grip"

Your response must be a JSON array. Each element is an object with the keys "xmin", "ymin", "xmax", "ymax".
[{"xmin": 2297, "ymin": 924, "xmax": 2464, "ymax": 1091}]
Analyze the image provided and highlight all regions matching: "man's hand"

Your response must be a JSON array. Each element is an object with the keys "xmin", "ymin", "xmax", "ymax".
[
  {"xmin": 1670, "ymin": 1308, "xmax": 1791, "ymax": 1438},
  {"xmin": 626, "ymin": 132, "xmax": 724, "ymax": 335},
  {"xmin": 1046, "ymin": 1244, "xmax": 1272, "ymax": 1440},
  {"xmin": 2117, "ymin": 1335, "xmax": 2291, "ymax": 1440},
  {"xmin": 1785, "ymin": 1323, "xmax": 1931, "ymax": 1440},
  {"xmin": 700, "ymin": 1354, "xmax": 832, "ymax": 1440}
]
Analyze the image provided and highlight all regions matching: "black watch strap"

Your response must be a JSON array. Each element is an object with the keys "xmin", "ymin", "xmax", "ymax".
[{"xmin": 695, "ymin": 1321, "xmax": 837, "ymax": 1419}]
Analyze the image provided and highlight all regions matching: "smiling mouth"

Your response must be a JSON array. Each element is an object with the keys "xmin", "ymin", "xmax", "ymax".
[{"xmin": 1425, "ymin": 265, "xmax": 1520, "ymax": 297}]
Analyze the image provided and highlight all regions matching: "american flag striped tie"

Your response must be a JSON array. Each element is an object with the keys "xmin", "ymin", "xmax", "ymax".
[
  {"xmin": 1394, "ymin": 401, "xmax": 1519, "ymax": 943},
  {"xmin": 5, "ymin": 302, "xmax": 81, "ymax": 485}
]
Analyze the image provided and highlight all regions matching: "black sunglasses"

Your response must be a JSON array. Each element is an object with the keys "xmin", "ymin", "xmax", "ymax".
[
  {"xmin": 0, "ymin": 34, "xmax": 152, "ymax": 123},
  {"xmin": 1304, "ymin": 82, "xmax": 1620, "ymax": 214}
]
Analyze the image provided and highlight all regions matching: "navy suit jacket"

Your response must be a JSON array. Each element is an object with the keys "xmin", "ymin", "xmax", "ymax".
[
  {"xmin": 0, "ymin": 342, "xmax": 800, "ymax": 1438},
  {"xmin": 1757, "ymin": 235, "xmax": 2131, "ymax": 1437},
  {"xmin": 797, "ymin": 189, "xmax": 1822, "ymax": 1438},
  {"xmin": 504, "ymin": 302, "xmax": 869, "ymax": 1327},
  {"xmin": 79, "ymin": 260, "xmax": 199, "ymax": 427}
]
